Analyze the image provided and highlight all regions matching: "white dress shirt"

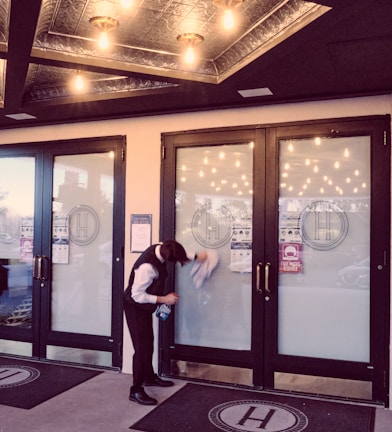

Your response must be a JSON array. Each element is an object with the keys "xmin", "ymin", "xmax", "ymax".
[{"xmin": 131, "ymin": 244, "xmax": 196, "ymax": 304}]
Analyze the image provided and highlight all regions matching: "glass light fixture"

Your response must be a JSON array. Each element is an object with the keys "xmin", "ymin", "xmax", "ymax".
[
  {"xmin": 177, "ymin": 33, "xmax": 204, "ymax": 64},
  {"xmin": 89, "ymin": 16, "xmax": 119, "ymax": 50},
  {"xmin": 213, "ymin": 0, "xmax": 243, "ymax": 30}
]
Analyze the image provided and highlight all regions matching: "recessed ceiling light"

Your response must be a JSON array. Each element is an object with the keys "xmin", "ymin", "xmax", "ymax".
[
  {"xmin": 238, "ymin": 87, "xmax": 273, "ymax": 98},
  {"xmin": 5, "ymin": 113, "xmax": 37, "ymax": 120}
]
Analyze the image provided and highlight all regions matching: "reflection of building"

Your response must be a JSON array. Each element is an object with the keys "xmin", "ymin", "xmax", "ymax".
[
  {"xmin": 0, "ymin": 209, "xmax": 21, "ymax": 245},
  {"xmin": 0, "ymin": 263, "xmax": 32, "ymax": 327}
]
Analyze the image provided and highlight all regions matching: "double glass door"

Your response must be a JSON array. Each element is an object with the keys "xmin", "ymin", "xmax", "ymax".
[
  {"xmin": 0, "ymin": 136, "xmax": 125, "ymax": 368},
  {"xmin": 160, "ymin": 116, "xmax": 390, "ymax": 404}
]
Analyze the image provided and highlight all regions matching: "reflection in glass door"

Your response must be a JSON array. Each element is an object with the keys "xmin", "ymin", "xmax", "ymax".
[
  {"xmin": 175, "ymin": 143, "xmax": 253, "ymax": 354},
  {"xmin": 0, "ymin": 156, "xmax": 35, "ymax": 355},
  {"xmin": 278, "ymin": 136, "xmax": 370, "ymax": 360},
  {"xmin": 47, "ymin": 152, "xmax": 115, "ymax": 365}
]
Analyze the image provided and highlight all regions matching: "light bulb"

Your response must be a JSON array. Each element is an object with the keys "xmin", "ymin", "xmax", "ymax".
[
  {"xmin": 98, "ymin": 31, "xmax": 109, "ymax": 49},
  {"xmin": 223, "ymin": 9, "xmax": 235, "ymax": 29},
  {"xmin": 90, "ymin": 17, "xmax": 119, "ymax": 49},
  {"xmin": 185, "ymin": 46, "xmax": 195, "ymax": 64},
  {"xmin": 74, "ymin": 74, "xmax": 84, "ymax": 92},
  {"xmin": 120, "ymin": 0, "xmax": 133, "ymax": 7}
]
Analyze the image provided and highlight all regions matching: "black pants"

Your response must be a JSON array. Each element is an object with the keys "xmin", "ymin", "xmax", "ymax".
[{"xmin": 123, "ymin": 299, "xmax": 156, "ymax": 392}]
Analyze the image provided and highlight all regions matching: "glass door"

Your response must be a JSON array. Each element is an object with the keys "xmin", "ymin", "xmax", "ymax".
[
  {"xmin": 160, "ymin": 128, "xmax": 264, "ymax": 385},
  {"xmin": 263, "ymin": 117, "xmax": 390, "ymax": 403},
  {"xmin": 0, "ymin": 137, "xmax": 125, "ymax": 368},
  {"xmin": 160, "ymin": 116, "xmax": 390, "ymax": 405}
]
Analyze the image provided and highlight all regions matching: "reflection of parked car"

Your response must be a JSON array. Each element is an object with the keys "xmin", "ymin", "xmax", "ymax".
[{"xmin": 337, "ymin": 257, "xmax": 370, "ymax": 288}]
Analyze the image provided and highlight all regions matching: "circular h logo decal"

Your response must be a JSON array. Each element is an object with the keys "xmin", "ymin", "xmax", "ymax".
[
  {"xmin": 209, "ymin": 400, "xmax": 308, "ymax": 432},
  {"xmin": 191, "ymin": 204, "xmax": 232, "ymax": 249},
  {"xmin": 300, "ymin": 200, "xmax": 349, "ymax": 251},
  {"xmin": 68, "ymin": 205, "xmax": 100, "ymax": 246}
]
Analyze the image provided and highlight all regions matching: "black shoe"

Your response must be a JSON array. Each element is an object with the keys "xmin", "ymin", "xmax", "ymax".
[
  {"xmin": 143, "ymin": 375, "xmax": 174, "ymax": 387},
  {"xmin": 129, "ymin": 389, "xmax": 158, "ymax": 405}
]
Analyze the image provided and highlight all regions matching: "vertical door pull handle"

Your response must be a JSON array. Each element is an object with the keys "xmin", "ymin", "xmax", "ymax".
[
  {"xmin": 37, "ymin": 255, "xmax": 43, "ymax": 281},
  {"xmin": 265, "ymin": 262, "xmax": 271, "ymax": 294},
  {"xmin": 32, "ymin": 255, "xmax": 50, "ymax": 281},
  {"xmin": 256, "ymin": 262, "xmax": 263, "ymax": 294},
  {"xmin": 32, "ymin": 255, "xmax": 39, "ymax": 280},
  {"xmin": 40, "ymin": 255, "xmax": 50, "ymax": 281}
]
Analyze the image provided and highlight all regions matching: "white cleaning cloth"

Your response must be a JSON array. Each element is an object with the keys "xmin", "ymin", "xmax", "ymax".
[{"xmin": 190, "ymin": 249, "xmax": 219, "ymax": 290}]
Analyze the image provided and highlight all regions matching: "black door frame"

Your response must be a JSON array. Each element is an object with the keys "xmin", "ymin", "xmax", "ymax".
[
  {"xmin": 159, "ymin": 115, "xmax": 390, "ymax": 405},
  {"xmin": 160, "ymin": 126, "xmax": 264, "ymax": 375},
  {"xmin": 262, "ymin": 116, "xmax": 390, "ymax": 405},
  {"xmin": 0, "ymin": 136, "xmax": 126, "ymax": 368}
]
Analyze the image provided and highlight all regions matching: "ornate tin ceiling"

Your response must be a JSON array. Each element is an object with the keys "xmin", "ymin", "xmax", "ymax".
[
  {"xmin": 31, "ymin": 0, "xmax": 329, "ymax": 83},
  {"xmin": 0, "ymin": 0, "xmax": 391, "ymax": 128},
  {"xmin": 0, "ymin": 0, "xmax": 329, "ymax": 109}
]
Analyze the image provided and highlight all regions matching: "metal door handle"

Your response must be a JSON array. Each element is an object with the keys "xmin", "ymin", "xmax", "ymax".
[
  {"xmin": 33, "ymin": 255, "xmax": 43, "ymax": 280},
  {"xmin": 40, "ymin": 255, "xmax": 50, "ymax": 281},
  {"xmin": 265, "ymin": 262, "xmax": 271, "ymax": 294},
  {"xmin": 38, "ymin": 255, "xmax": 43, "ymax": 280},
  {"xmin": 32, "ymin": 255, "xmax": 50, "ymax": 281},
  {"xmin": 32, "ymin": 255, "xmax": 39, "ymax": 280},
  {"xmin": 256, "ymin": 262, "xmax": 263, "ymax": 294}
]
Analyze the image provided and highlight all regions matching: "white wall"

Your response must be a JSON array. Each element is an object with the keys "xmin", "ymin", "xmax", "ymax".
[{"xmin": 0, "ymin": 95, "xmax": 391, "ymax": 398}]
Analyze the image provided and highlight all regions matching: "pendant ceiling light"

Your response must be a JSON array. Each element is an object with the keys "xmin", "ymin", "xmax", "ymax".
[
  {"xmin": 89, "ymin": 16, "xmax": 119, "ymax": 50},
  {"xmin": 177, "ymin": 33, "xmax": 204, "ymax": 64},
  {"xmin": 213, "ymin": 0, "xmax": 244, "ymax": 30}
]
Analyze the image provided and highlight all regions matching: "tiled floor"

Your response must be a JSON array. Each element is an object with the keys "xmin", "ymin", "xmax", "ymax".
[{"xmin": 0, "ymin": 370, "xmax": 391, "ymax": 432}]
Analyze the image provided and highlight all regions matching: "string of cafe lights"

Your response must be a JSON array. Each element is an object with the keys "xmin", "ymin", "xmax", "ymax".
[
  {"xmin": 177, "ymin": 142, "xmax": 254, "ymax": 197},
  {"xmin": 279, "ymin": 138, "xmax": 369, "ymax": 197}
]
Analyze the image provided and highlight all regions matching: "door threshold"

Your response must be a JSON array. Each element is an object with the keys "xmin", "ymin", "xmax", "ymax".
[
  {"xmin": 262, "ymin": 387, "xmax": 385, "ymax": 408},
  {"xmin": 0, "ymin": 353, "xmax": 119, "ymax": 373}
]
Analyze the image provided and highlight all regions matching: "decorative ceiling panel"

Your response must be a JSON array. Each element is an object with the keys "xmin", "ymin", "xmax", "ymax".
[
  {"xmin": 31, "ymin": 0, "xmax": 331, "ymax": 84},
  {"xmin": 23, "ymin": 63, "xmax": 179, "ymax": 106}
]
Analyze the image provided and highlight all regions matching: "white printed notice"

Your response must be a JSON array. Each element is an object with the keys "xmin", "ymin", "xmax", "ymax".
[
  {"xmin": 20, "ymin": 217, "xmax": 34, "ymax": 263},
  {"xmin": 131, "ymin": 214, "xmax": 152, "ymax": 252},
  {"xmin": 230, "ymin": 222, "xmax": 252, "ymax": 273},
  {"xmin": 52, "ymin": 215, "xmax": 70, "ymax": 264}
]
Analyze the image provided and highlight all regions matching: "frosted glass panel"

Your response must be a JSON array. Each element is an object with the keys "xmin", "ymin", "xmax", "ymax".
[
  {"xmin": 278, "ymin": 136, "xmax": 370, "ymax": 362},
  {"xmin": 0, "ymin": 157, "xmax": 35, "ymax": 330},
  {"xmin": 51, "ymin": 153, "xmax": 113, "ymax": 336},
  {"xmin": 175, "ymin": 143, "xmax": 253, "ymax": 350}
]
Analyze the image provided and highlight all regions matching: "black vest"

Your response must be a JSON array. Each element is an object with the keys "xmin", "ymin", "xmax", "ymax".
[{"xmin": 124, "ymin": 244, "xmax": 168, "ymax": 312}]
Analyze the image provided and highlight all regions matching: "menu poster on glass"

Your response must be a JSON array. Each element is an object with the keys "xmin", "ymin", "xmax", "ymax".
[{"xmin": 130, "ymin": 214, "xmax": 152, "ymax": 253}]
